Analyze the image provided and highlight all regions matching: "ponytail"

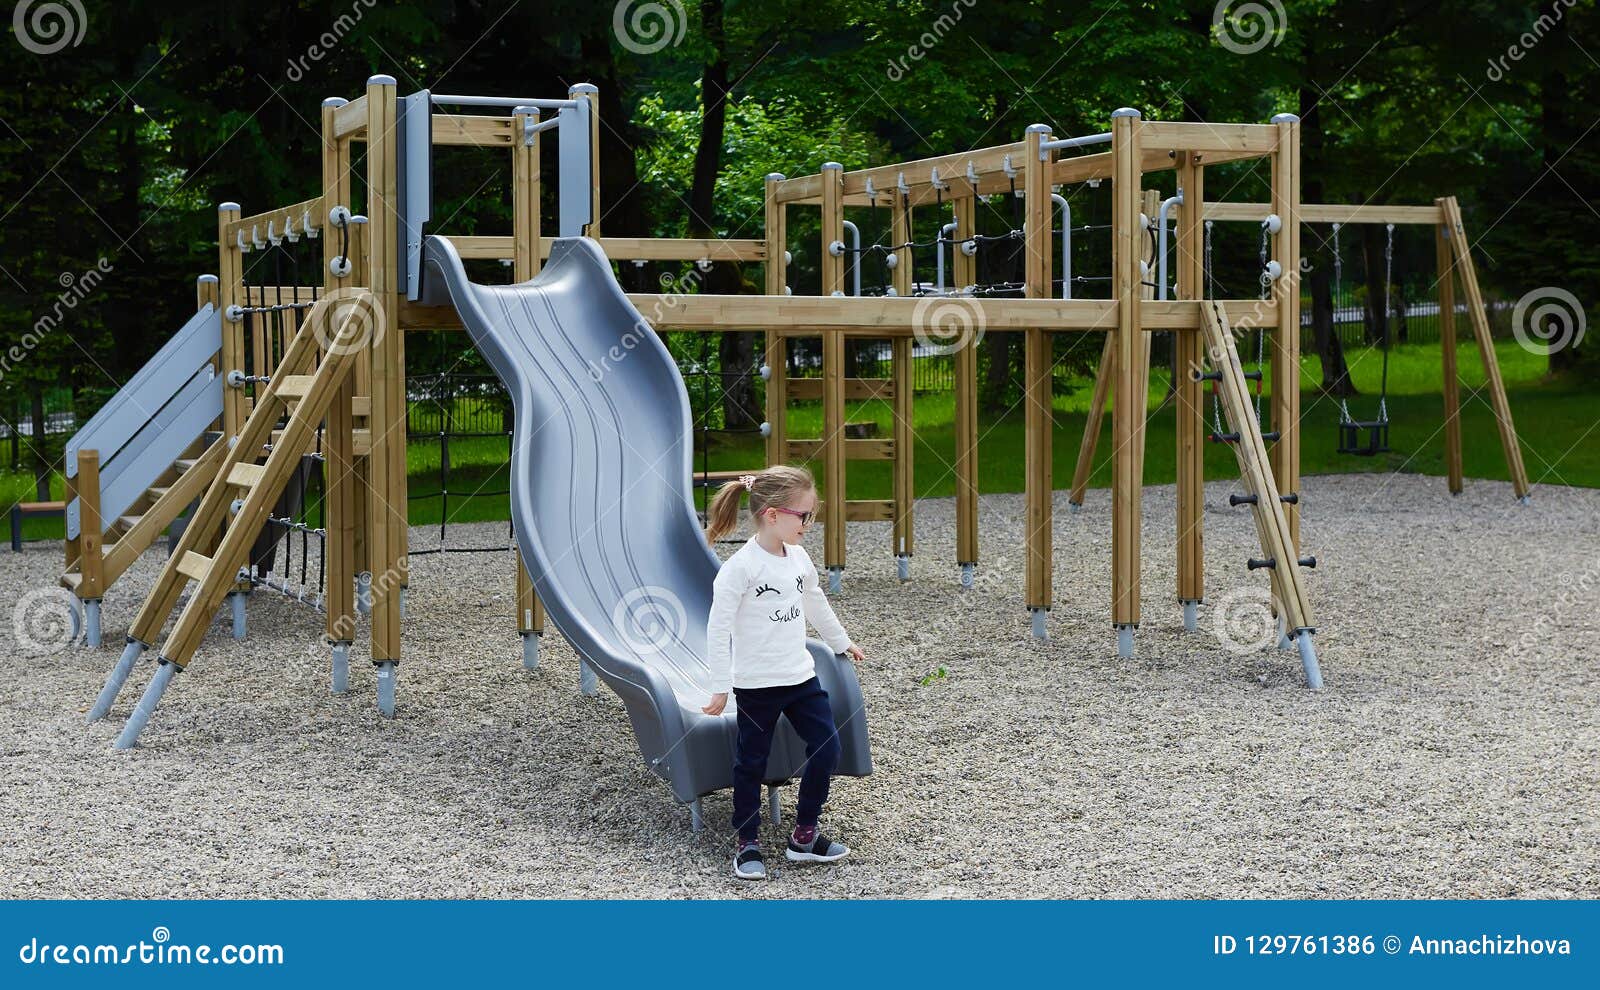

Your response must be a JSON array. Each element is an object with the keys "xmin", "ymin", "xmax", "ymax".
[
  {"xmin": 704, "ymin": 479, "xmax": 747, "ymax": 545},
  {"xmin": 703, "ymin": 464, "xmax": 817, "ymax": 546}
]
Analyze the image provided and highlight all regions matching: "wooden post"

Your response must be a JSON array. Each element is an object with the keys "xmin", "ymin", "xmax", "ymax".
[
  {"xmin": 1268, "ymin": 113, "xmax": 1302, "ymax": 548},
  {"xmin": 819, "ymin": 162, "xmax": 846, "ymax": 584},
  {"xmin": 217, "ymin": 202, "xmax": 244, "ymax": 439},
  {"xmin": 365, "ymin": 75, "xmax": 404, "ymax": 674},
  {"xmin": 511, "ymin": 105, "xmax": 546, "ymax": 646},
  {"xmin": 322, "ymin": 97, "xmax": 356, "ymax": 650},
  {"xmin": 1434, "ymin": 201, "xmax": 1463, "ymax": 495},
  {"xmin": 1023, "ymin": 124, "xmax": 1054, "ymax": 633},
  {"xmin": 75, "ymin": 449, "xmax": 103, "ymax": 600},
  {"xmin": 1440, "ymin": 196, "xmax": 1529, "ymax": 499},
  {"xmin": 1175, "ymin": 158, "xmax": 1206, "ymax": 616},
  {"xmin": 764, "ymin": 173, "xmax": 788, "ymax": 468},
  {"xmin": 891, "ymin": 190, "xmax": 917, "ymax": 573},
  {"xmin": 1134, "ymin": 189, "xmax": 1159, "ymax": 480},
  {"xmin": 952, "ymin": 193, "xmax": 979, "ymax": 573},
  {"xmin": 1110, "ymin": 108, "xmax": 1143, "ymax": 645}
]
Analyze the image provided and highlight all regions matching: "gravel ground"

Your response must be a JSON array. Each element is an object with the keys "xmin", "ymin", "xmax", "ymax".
[{"xmin": 1, "ymin": 472, "xmax": 1596, "ymax": 899}]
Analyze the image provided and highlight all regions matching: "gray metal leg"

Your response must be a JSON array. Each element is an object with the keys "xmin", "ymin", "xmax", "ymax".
[
  {"xmin": 88, "ymin": 637, "xmax": 146, "ymax": 723},
  {"xmin": 897, "ymin": 554, "xmax": 910, "ymax": 582},
  {"xmin": 399, "ymin": 586, "xmax": 407, "ymax": 619},
  {"xmin": 960, "ymin": 563, "xmax": 975, "ymax": 589},
  {"xmin": 229, "ymin": 592, "xmax": 246, "ymax": 640},
  {"xmin": 331, "ymin": 641, "xmax": 350, "ymax": 694},
  {"xmin": 828, "ymin": 566, "xmax": 843, "ymax": 594},
  {"xmin": 356, "ymin": 572, "xmax": 371, "ymax": 615},
  {"xmin": 690, "ymin": 799, "xmax": 704, "ymax": 833},
  {"xmin": 68, "ymin": 599, "xmax": 82, "ymax": 645},
  {"xmin": 522, "ymin": 632, "xmax": 540, "ymax": 670},
  {"xmin": 1030, "ymin": 608, "xmax": 1048, "ymax": 640},
  {"xmin": 579, "ymin": 657, "xmax": 598, "ymax": 696},
  {"xmin": 114, "ymin": 659, "xmax": 176, "ymax": 749},
  {"xmin": 1068, "ymin": 500, "xmax": 1082, "ymax": 514},
  {"xmin": 1181, "ymin": 600, "xmax": 1199, "ymax": 633},
  {"xmin": 1296, "ymin": 631, "xmax": 1324, "ymax": 690},
  {"xmin": 768, "ymin": 785, "xmax": 781, "ymax": 826},
  {"xmin": 1276, "ymin": 613, "xmax": 1292, "ymax": 651},
  {"xmin": 375, "ymin": 661, "xmax": 396, "ymax": 716},
  {"xmin": 1517, "ymin": 494, "xmax": 1532, "ymax": 506},
  {"xmin": 1117, "ymin": 624, "xmax": 1134, "ymax": 659},
  {"xmin": 83, "ymin": 600, "xmax": 102, "ymax": 648}
]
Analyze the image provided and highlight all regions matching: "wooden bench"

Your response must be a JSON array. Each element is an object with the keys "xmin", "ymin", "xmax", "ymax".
[{"xmin": 9, "ymin": 499, "xmax": 66, "ymax": 551}]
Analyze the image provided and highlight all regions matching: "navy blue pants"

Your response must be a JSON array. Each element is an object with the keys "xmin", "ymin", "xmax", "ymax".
[{"xmin": 731, "ymin": 676, "xmax": 841, "ymax": 843}]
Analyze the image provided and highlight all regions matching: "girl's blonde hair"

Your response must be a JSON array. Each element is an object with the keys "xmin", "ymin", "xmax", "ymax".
[{"xmin": 704, "ymin": 465, "xmax": 816, "ymax": 544}]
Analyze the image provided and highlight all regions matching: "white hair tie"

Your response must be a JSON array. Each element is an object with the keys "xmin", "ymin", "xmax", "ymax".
[{"xmin": 740, "ymin": 474, "xmax": 757, "ymax": 491}]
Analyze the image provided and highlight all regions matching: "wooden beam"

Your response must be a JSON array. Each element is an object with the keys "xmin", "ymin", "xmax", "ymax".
[
  {"xmin": 1175, "ymin": 158, "xmax": 1206, "ymax": 610},
  {"xmin": 1269, "ymin": 114, "xmax": 1302, "ymax": 548},
  {"xmin": 775, "ymin": 142, "xmax": 1026, "ymax": 203},
  {"xmin": 952, "ymin": 194, "xmax": 979, "ymax": 568},
  {"xmin": 431, "ymin": 113, "xmax": 513, "ymax": 146},
  {"xmin": 1110, "ymin": 110, "xmax": 1142, "ymax": 632},
  {"xmin": 332, "ymin": 96, "xmax": 367, "ymax": 138},
  {"xmin": 1023, "ymin": 125, "xmax": 1053, "ymax": 617},
  {"xmin": 1435, "ymin": 205, "xmax": 1463, "ymax": 495},
  {"xmin": 763, "ymin": 174, "xmax": 787, "ymax": 468},
  {"xmin": 1201, "ymin": 202, "xmax": 1444, "ymax": 225},
  {"xmin": 819, "ymin": 162, "xmax": 846, "ymax": 573}
]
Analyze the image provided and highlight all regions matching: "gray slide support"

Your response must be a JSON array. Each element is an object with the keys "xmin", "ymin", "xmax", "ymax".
[{"xmin": 421, "ymin": 236, "xmax": 872, "ymax": 805}]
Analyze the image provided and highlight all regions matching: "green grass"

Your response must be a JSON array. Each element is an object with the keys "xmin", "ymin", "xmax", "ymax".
[{"xmin": 4, "ymin": 340, "xmax": 1593, "ymax": 549}]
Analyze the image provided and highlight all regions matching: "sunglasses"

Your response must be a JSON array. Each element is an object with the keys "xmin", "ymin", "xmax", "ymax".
[{"xmin": 770, "ymin": 506, "xmax": 815, "ymax": 526}]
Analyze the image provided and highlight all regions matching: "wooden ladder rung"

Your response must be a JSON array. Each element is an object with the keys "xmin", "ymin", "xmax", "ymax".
[
  {"xmin": 147, "ymin": 485, "xmax": 172, "ymax": 500},
  {"xmin": 118, "ymin": 514, "xmax": 143, "ymax": 530},
  {"xmin": 275, "ymin": 375, "xmax": 316, "ymax": 401},
  {"xmin": 227, "ymin": 462, "xmax": 266, "ymax": 488},
  {"xmin": 173, "ymin": 458, "xmax": 199, "ymax": 473},
  {"xmin": 59, "ymin": 572, "xmax": 83, "ymax": 590},
  {"xmin": 175, "ymin": 551, "xmax": 213, "ymax": 583}
]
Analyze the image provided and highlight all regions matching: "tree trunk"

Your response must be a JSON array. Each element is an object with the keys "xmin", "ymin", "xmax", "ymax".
[
  {"xmin": 1361, "ymin": 224, "xmax": 1388, "ymax": 347},
  {"xmin": 682, "ymin": 0, "xmax": 760, "ymax": 433},
  {"xmin": 30, "ymin": 388, "xmax": 49, "ymax": 501},
  {"xmin": 1309, "ymin": 245, "xmax": 1355, "ymax": 397}
]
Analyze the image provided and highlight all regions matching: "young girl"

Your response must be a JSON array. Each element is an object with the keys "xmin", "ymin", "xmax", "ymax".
[{"xmin": 703, "ymin": 465, "xmax": 866, "ymax": 880}]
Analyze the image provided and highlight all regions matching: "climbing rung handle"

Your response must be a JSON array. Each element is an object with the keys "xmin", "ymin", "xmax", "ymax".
[
  {"xmin": 1298, "ymin": 556, "xmax": 1318, "ymax": 569},
  {"xmin": 1193, "ymin": 370, "xmax": 1222, "ymax": 382},
  {"xmin": 275, "ymin": 375, "xmax": 315, "ymax": 401},
  {"xmin": 227, "ymin": 462, "xmax": 266, "ymax": 488},
  {"xmin": 175, "ymin": 551, "xmax": 213, "ymax": 583},
  {"xmin": 1247, "ymin": 557, "xmax": 1276, "ymax": 571},
  {"xmin": 1228, "ymin": 494, "xmax": 1257, "ymax": 507},
  {"xmin": 1262, "ymin": 431, "xmax": 1281, "ymax": 442},
  {"xmin": 1242, "ymin": 370, "xmax": 1263, "ymax": 382},
  {"xmin": 1280, "ymin": 493, "xmax": 1299, "ymax": 505},
  {"xmin": 1209, "ymin": 432, "xmax": 1241, "ymax": 444}
]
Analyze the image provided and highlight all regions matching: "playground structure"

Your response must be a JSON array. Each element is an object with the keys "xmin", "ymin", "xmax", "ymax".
[{"xmin": 59, "ymin": 76, "xmax": 1529, "ymax": 820}]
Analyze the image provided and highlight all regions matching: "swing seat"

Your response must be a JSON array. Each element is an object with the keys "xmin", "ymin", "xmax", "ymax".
[{"xmin": 1337, "ymin": 417, "xmax": 1389, "ymax": 457}]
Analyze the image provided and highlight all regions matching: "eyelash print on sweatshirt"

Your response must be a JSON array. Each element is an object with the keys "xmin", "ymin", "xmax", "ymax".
[
  {"xmin": 797, "ymin": 575, "xmax": 805, "ymax": 593},
  {"xmin": 754, "ymin": 583, "xmax": 779, "ymax": 598}
]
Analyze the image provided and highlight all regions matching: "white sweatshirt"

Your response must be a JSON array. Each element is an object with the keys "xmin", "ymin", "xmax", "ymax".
[{"xmin": 705, "ymin": 536, "xmax": 853, "ymax": 694}]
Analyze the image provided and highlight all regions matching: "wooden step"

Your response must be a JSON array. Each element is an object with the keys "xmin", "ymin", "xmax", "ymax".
[
  {"xmin": 275, "ymin": 375, "xmax": 315, "ymax": 401},
  {"xmin": 147, "ymin": 485, "xmax": 173, "ymax": 500},
  {"xmin": 173, "ymin": 459, "xmax": 199, "ymax": 474},
  {"xmin": 118, "ymin": 514, "xmax": 143, "ymax": 530},
  {"xmin": 227, "ymin": 462, "xmax": 266, "ymax": 488},
  {"xmin": 59, "ymin": 572, "xmax": 82, "ymax": 590},
  {"xmin": 175, "ymin": 551, "xmax": 213, "ymax": 583}
]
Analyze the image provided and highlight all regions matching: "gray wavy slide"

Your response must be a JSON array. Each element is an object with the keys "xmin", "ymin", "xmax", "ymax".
[{"xmin": 420, "ymin": 235, "xmax": 871, "ymax": 817}]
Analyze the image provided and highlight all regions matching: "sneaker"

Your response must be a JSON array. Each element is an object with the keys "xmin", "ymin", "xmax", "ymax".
[
  {"xmin": 786, "ymin": 830, "xmax": 850, "ymax": 863},
  {"xmin": 733, "ymin": 843, "xmax": 766, "ymax": 880}
]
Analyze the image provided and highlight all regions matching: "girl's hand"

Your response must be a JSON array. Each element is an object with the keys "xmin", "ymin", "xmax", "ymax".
[
  {"xmin": 845, "ymin": 645, "xmax": 866, "ymax": 663},
  {"xmin": 702, "ymin": 692, "xmax": 728, "ymax": 716}
]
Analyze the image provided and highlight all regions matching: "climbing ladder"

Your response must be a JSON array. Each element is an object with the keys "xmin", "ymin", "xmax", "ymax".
[
  {"xmin": 87, "ymin": 292, "xmax": 377, "ymax": 745},
  {"xmin": 1197, "ymin": 300, "xmax": 1323, "ymax": 688}
]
